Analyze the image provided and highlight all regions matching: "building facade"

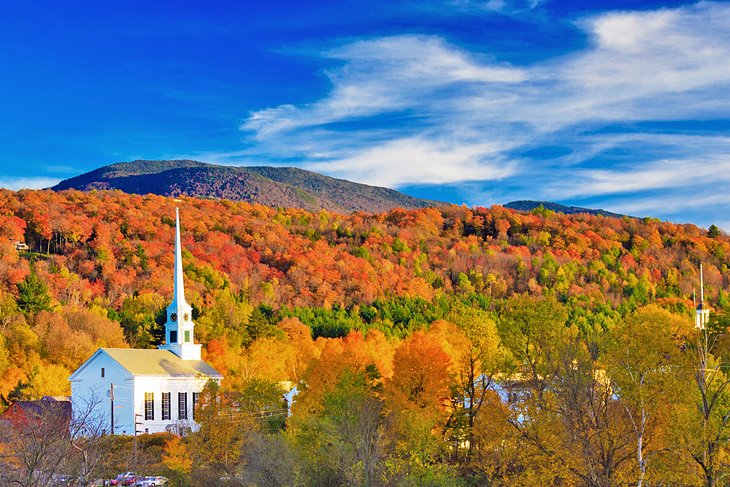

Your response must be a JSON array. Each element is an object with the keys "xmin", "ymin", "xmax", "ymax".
[{"xmin": 69, "ymin": 209, "xmax": 223, "ymax": 434}]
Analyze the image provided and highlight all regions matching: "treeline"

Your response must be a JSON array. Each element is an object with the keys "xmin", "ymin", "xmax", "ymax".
[
  {"xmin": 4, "ymin": 297, "xmax": 729, "ymax": 486},
  {"xmin": 169, "ymin": 298, "xmax": 730, "ymax": 486}
]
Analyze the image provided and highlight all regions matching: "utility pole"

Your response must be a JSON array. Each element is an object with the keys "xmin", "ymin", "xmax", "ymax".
[
  {"xmin": 109, "ymin": 383, "xmax": 115, "ymax": 435},
  {"xmin": 134, "ymin": 413, "xmax": 143, "ymax": 473}
]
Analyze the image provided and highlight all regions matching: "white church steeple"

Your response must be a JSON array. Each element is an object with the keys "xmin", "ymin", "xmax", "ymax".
[
  {"xmin": 696, "ymin": 263, "xmax": 710, "ymax": 330},
  {"xmin": 159, "ymin": 208, "xmax": 201, "ymax": 360}
]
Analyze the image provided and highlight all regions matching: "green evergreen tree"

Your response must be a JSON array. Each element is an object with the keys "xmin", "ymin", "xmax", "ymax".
[
  {"xmin": 135, "ymin": 243, "xmax": 149, "ymax": 271},
  {"xmin": 16, "ymin": 267, "xmax": 52, "ymax": 315},
  {"xmin": 708, "ymin": 224, "xmax": 721, "ymax": 238}
]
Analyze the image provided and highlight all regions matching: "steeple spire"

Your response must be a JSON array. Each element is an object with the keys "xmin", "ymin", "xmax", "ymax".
[
  {"xmin": 172, "ymin": 208, "xmax": 189, "ymax": 311},
  {"xmin": 159, "ymin": 208, "xmax": 201, "ymax": 360}
]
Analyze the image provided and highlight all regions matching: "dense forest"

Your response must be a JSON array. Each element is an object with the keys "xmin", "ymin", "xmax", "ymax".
[{"xmin": 1, "ymin": 188, "xmax": 730, "ymax": 486}]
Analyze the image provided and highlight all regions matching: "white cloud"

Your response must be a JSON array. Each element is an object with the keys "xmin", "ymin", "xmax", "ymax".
[
  {"xmin": 240, "ymin": 1, "xmax": 730, "ymax": 218},
  {"xmin": 306, "ymin": 138, "xmax": 516, "ymax": 187},
  {"xmin": 554, "ymin": 4, "xmax": 730, "ymax": 123},
  {"xmin": 557, "ymin": 157, "xmax": 730, "ymax": 198},
  {"xmin": 590, "ymin": 10, "xmax": 677, "ymax": 53},
  {"xmin": 543, "ymin": 135, "xmax": 730, "ymax": 198},
  {"xmin": 242, "ymin": 35, "xmax": 526, "ymax": 139},
  {"xmin": 608, "ymin": 191, "xmax": 730, "ymax": 216},
  {"xmin": 0, "ymin": 177, "xmax": 61, "ymax": 190}
]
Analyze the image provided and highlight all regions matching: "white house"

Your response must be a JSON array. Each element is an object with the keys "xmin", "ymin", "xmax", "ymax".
[{"xmin": 69, "ymin": 209, "xmax": 223, "ymax": 435}]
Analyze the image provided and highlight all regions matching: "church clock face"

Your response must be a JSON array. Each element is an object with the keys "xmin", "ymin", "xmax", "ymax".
[
  {"xmin": 170, "ymin": 313, "xmax": 177, "ymax": 322},
  {"xmin": 183, "ymin": 313, "xmax": 189, "ymax": 322}
]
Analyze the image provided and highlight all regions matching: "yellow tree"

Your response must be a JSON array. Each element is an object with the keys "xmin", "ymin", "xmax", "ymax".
[
  {"xmin": 679, "ymin": 311, "xmax": 730, "ymax": 487},
  {"xmin": 288, "ymin": 332, "xmax": 386, "ymax": 486},
  {"xmin": 279, "ymin": 317, "xmax": 318, "ymax": 382},
  {"xmin": 499, "ymin": 294, "xmax": 634, "ymax": 486},
  {"xmin": 603, "ymin": 305, "xmax": 688, "ymax": 487},
  {"xmin": 497, "ymin": 294, "xmax": 569, "ymax": 405},
  {"xmin": 188, "ymin": 381, "xmax": 253, "ymax": 482},
  {"xmin": 441, "ymin": 304, "xmax": 504, "ymax": 462},
  {"xmin": 162, "ymin": 436, "xmax": 192, "ymax": 486}
]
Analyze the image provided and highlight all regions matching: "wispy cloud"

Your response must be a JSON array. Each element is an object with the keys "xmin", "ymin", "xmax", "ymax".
[
  {"xmin": 428, "ymin": 0, "xmax": 547, "ymax": 15},
  {"xmin": 563, "ymin": 157, "xmax": 730, "ymax": 197},
  {"xmin": 607, "ymin": 190, "xmax": 730, "ymax": 216},
  {"xmin": 545, "ymin": 135, "xmax": 730, "ymax": 197},
  {"xmin": 240, "ymin": 2, "xmax": 730, "ymax": 222},
  {"xmin": 242, "ymin": 35, "xmax": 526, "ymax": 139},
  {"xmin": 0, "ymin": 177, "xmax": 61, "ymax": 190},
  {"xmin": 306, "ymin": 138, "xmax": 516, "ymax": 187}
]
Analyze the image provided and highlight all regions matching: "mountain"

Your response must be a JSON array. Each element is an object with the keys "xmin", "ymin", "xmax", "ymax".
[
  {"xmin": 504, "ymin": 200, "xmax": 628, "ymax": 219},
  {"xmin": 51, "ymin": 160, "xmax": 438, "ymax": 213}
]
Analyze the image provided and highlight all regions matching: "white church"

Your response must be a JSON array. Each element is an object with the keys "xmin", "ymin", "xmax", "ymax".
[{"xmin": 69, "ymin": 209, "xmax": 223, "ymax": 435}]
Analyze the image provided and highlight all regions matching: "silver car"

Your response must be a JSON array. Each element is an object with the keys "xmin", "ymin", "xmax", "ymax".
[{"xmin": 133, "ymin": 477, "xmax": 167, "ymax": 487}]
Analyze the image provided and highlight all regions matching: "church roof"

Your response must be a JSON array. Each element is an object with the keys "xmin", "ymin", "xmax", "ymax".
[{"xmin": 71, "ymin": 348, "xmax": 223, "ymax": 379}]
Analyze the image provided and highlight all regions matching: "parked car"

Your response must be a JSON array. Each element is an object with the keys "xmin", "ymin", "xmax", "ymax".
[
  {"xmin": 110, "ymin": 472, "xmax": 137, "ymax": 486},
  {"xmin": 133, "ymin": 476, "xmax": 167, "ymax": 486}
]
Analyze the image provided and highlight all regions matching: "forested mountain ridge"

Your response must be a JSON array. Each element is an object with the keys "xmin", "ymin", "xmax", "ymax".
[
  {"xmin": 2, "ymin": 189, "xmax": 730, "ymax": 484},
  {"xmin": 51, "ymin": 159, "xmax": 438, "ymax": 213},
  {"xmin": 505, "ymin": 199, "xmax": 628, "ymax": 218}
]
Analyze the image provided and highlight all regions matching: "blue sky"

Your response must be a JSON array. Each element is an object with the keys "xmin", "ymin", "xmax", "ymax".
[{"xmin": 1, "ymin": 0, "xmax": 729, "ymax": 229}]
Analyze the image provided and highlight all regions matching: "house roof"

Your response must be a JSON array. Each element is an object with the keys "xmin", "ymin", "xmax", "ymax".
[
  {"xmin": 0, "ymin": 396, "xmax": 71, "ymax": 430},
  {"xmin": 8, "ymin": 397, "xmax": 71, "ymax": 416},
  {"xmin": 70, "ymin": 348, "xmax": 223, "ymax": 380}
]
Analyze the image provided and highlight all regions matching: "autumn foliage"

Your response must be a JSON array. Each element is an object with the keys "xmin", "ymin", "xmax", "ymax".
[{"xmin": 1, "ymin": 189, "xmax": 730, "ymax": 484}]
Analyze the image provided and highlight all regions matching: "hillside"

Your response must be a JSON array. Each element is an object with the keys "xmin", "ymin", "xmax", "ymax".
[
  {"xmin": 0, "ymin": 189, "xmax": 724, "ymax": 335},
  {"xmin": 1, "ymin": 190, "xmax": 729, "ymax": 484},
  {"xmin": 51, "ymin": 160, "xmax": 437, "ymax": 213},
  {"xmin": 504, "ymin": 200, "xmax": 628, "ymax": 218}
]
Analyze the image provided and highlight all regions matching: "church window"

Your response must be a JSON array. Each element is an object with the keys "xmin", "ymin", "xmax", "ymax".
[
  {"xmin": 170, "ymin": 330, "xmax": 177, "ymax": 343},
  {"xmin": 178, "ymin": 392, "xmax": 188, "ymax": 420},
  {"xmin": 192, "ymin": 392, "xmax": 200, "ymax": 419},
  {"xmin": 145, "ymin": 392, "xmax": 154, "ymax": 420},
  {"xmin": 184, "ymin": 330, "xmax": 191, "ymax": 343},
  {"xmin": 101, "ymin": 368, "xmax": 105, "ymax": 378},
  {"xmin": 162, "ymin": 392, "xmax": 171, "ymax": 420}
]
